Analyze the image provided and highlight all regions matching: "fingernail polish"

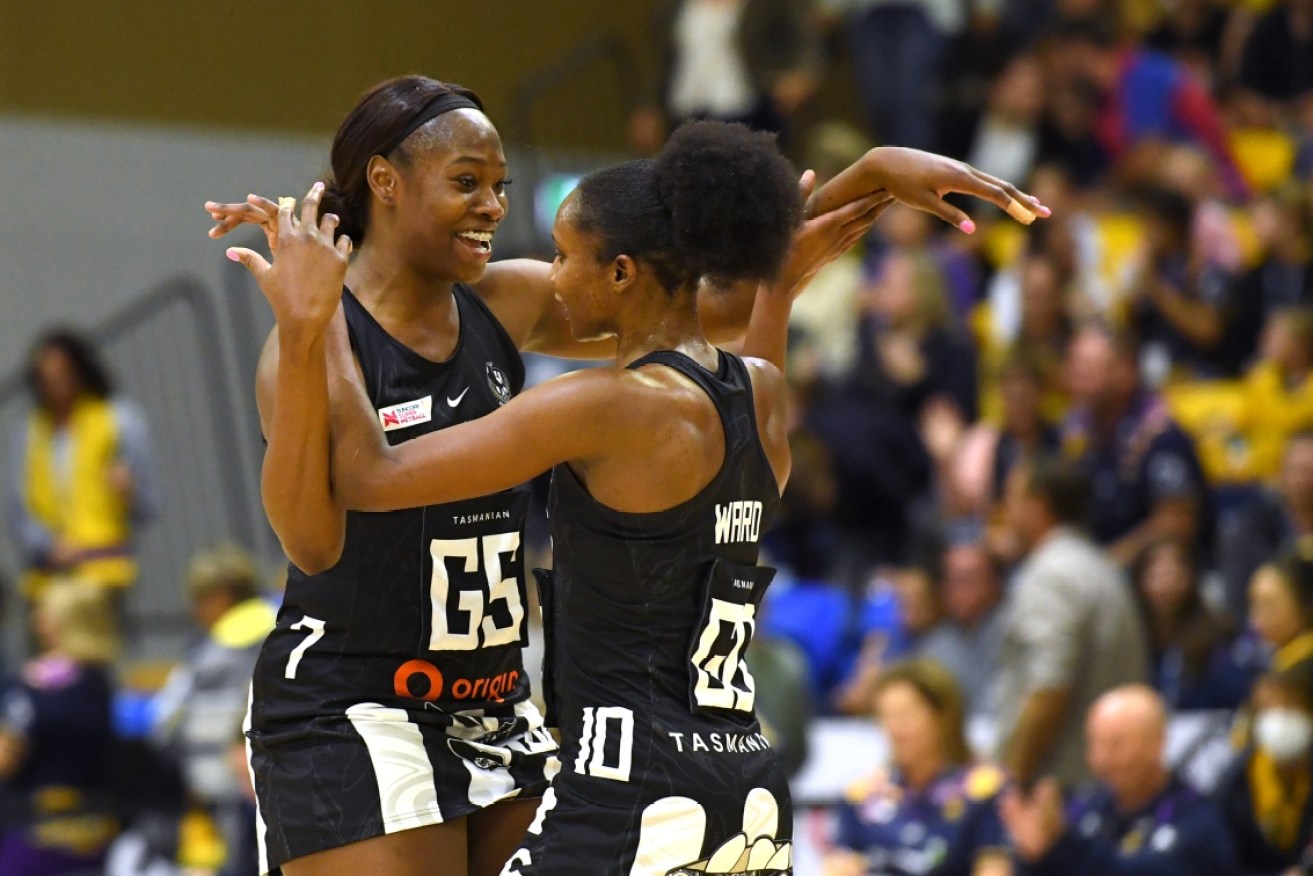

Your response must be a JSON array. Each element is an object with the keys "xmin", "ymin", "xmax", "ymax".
[
  {"xmin": 960, "ymin": 219, "xmax": 977, "ymax": 235},
  {"xmin": 226, "ymin": 249, "xmax": 240, "ymax": 262}
]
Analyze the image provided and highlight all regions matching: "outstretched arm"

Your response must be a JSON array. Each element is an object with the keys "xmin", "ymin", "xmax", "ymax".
[{"xmin": 325, "ymin": 363, "xmax": 619, "ymax": 512}]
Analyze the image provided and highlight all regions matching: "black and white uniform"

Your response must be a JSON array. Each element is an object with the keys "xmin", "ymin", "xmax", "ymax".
[
  {"xmin": 246, "ymin": 287, "xmax": 557, "ymax": 875},
  {"xmin": 506, "ymin": 350, "xmax": 792, "ymax": 876}
]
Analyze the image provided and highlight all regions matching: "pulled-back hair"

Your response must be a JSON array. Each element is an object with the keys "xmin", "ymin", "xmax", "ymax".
[
  {"xmin": 572, "ymin": 121, "xmax": 801, "ymax": 293},
  {"xmin": 320, "ymin": 75, "xmax": 484, "ymax": 245}
]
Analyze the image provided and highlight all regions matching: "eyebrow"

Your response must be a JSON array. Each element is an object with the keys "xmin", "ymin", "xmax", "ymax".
[{"xmin": 449, "ymin": 155, "xmax": 508, "ymax": 169}]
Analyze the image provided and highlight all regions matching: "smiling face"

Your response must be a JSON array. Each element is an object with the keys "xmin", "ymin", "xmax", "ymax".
[
  {"xmin": 548, "ymin": 192, "xmax": 624, "ymax": 341},
  {"xmin": 386, "ymin": 109, "xmax": 509, "ymax": 284}
]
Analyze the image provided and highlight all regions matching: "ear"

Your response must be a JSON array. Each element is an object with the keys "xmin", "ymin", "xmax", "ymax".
[
  {"xmin": 611, "ymin": 255, "xmax": 638, "ymax": 292},
  {"xmin": 366, "ymin": 155, "xmax": 401, "ymax": 206}
]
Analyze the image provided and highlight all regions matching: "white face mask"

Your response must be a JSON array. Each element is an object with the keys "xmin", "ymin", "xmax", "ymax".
[{"xmin": 1254, "ymin": 709, "xmax": 1313, "ymax": 763}]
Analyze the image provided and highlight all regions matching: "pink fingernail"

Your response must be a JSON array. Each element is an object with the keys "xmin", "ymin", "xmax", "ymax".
[
  {"xmin": 960, "ymin": 219, "xmax": 977, "ymax": 235},
  {"xmin": 225, "ymin": 249, "xmax": 240, "ymax": 262}
]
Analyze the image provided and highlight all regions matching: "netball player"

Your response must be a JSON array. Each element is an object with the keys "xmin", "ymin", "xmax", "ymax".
[
  {"xmin": 227, "ymin": 120, "xmax": 1044, "ymax": 875},
  {"xmin": 208, "ymin": 74, "xmax": 1044, "ymax": 876}
]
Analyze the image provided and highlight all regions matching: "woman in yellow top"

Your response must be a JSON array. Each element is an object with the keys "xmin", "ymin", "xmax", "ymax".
[{"xmin": 6, "ymin": 330, "xmax": 158, "ymax": 599}]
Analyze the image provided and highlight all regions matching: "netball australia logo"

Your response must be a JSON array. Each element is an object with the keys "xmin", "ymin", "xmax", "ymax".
[{"xmin": 486, "ymin": 362, "xmax": 512, "ymax": 406}]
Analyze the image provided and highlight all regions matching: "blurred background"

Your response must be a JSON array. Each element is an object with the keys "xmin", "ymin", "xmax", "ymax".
[{"xmin": 2, "ymin": 0, "xmax": 1313, "ymax": 873}]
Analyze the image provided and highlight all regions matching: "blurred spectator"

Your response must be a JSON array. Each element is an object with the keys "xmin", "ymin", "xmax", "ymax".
[
  {"xmin": 790, "ymin": 122, "xmax": 878, "ymax": 384},
  {"xmin": 978, "ymin": 248, "xmax": 1073, "ymax": 422},
  {"xmin": 1123, "ymin": 188, "xmax": 1234, "ymax": 381},
  {"xmin": 1229, "ymin": 186, "xmax": 1313, "ymax": 370},
  {"xmin": 823, "ymin": 0, "xmax": 964, "ymax": 150},
  {"xmin": 962, "ymin": 55, "xmax": 1046, "ymax": 186},
  {"xmin": 1217, "ymin": 667, "xmax": 1313, "ymax": 876},
  {"xmin": 0, "ymin": 582, "xmax": 120, "ymax": 875},
  {"xmin": 7, "ymin": 329, "xmax": 158, "ymax": 604},
  {"xmin": 1155, "ymin": 145, "xmax": 1244, "ymax": 275},
  {"xmin": 823, "ymin": 660, "xmax": 1011, "ymax": 876},
  {"xmin": 1036, "ymin": 78, "xmax": 1110, "ymax": 187},
  {"xmin": 151, "ymin": 545, "xmax": 273, "ymax": 876},
  {"xmin": 629, "ymin": 0, "xmax": 821, "ymax": 153},
  {"xmin": 1144, "ymin": 0, "xmax": 1230, "ymax": 81},
  {"xmin": 1249, "ymin": 547, "xmax": 1313, "ymax": 676},
  {"xmin": 1061, "ymin": 324, "xmax": 1212, "ymax": 566},
  {"xmin": 1219, "ymin": 434, "xmax": 1313, "ymax": 620},
  {"xmin": 1129, "ymin": 537, "xmax": 1252, "ymax": 710},
  {"xmin": 1236, "ymin": 0, "xmax": 1313, "ymax": 116},
  {"xmin": 916, "ymin": 540, "xmax": 1007, "ymax": 718},
  {"xmin": 935, "ymin": 352, "xmax": 1060, "ymax": 522},
  {"xmin": 835, "ymin": 566, "xmax": 944, "ymax": 715},
  {"xmin": 806, "ymin": 249, "xmax": 956, "ymax": 575},
  {"xmin": 745, "ymin": 634, "xmax": 815, "ymax": 776},
  {"xmin": 1000, "ymin": 685, "xmax": 1239, "ymax": 875},
  {"xmin": 859, "ymin": 246, "xmax": 979, "ymax": 422},
  {"xmin": 1236, "ymin": 309, "xmax": 1313, "ymax": 482},
  {"xmin": 1049, "ymin": 18, "xmax": 1248, "ymax": 198},
  {"xmin": 993, "ymin": 457, "xmax": 1149, "ymax": 788},
  {"xmin": 768, "ymin": 427, "xmax": 841, "ymax": 579}
]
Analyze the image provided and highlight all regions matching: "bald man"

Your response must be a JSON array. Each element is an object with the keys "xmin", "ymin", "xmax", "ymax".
[{"xmin": 1000, "ymin": 685, "xmax": 1238, "ymax": 875}]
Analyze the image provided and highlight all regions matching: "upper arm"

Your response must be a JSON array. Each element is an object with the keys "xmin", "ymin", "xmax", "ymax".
[
  {"xmin": 255, "ymin": 328, "xmax": 279, "ymax": 439},
  {"xmin": 333, "ymin": 369, "xmax": 629, "ymax": 512},
  {"xmin": 744, "ymin": 357, "xmax": 792, "ymax": 489}
]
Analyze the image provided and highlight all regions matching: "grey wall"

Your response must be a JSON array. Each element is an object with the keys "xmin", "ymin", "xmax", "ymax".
[{"xmin": 0, "ymin": 114, "xmax": 327, "ymax": 376}]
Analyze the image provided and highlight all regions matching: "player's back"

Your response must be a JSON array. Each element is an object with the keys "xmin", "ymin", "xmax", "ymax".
[{"xmin": 521, "ymin": 349, "xmax": 794, "ymax": 876}]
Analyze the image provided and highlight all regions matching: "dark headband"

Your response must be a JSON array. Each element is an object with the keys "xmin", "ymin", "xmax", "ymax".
[{"xmin": 377, "ymin": 92, "xmax": 482, "ymax": 157}]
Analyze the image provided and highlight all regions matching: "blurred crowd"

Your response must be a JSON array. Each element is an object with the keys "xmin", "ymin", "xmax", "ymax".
[{"xmin": 630, "ymin": 0, "xmax": 1313, "ymax": 872}]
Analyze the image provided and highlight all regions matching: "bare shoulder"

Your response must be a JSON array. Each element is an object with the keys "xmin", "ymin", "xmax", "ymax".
[{"xmin": 470, "ymin": 258, "xmax": 551, "ymax": 346}]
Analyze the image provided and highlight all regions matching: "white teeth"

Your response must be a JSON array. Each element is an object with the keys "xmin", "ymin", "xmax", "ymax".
[{"xmin": 458, "ymin": 231, "xmax": 494, "ymax": 243}]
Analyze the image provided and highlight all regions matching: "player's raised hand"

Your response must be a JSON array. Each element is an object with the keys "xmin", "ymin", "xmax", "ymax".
[
  {"xmin": 774, "ymin": 170, "xmax": 892, "ymax": 298},
  {"xmin": 206, "ymin": 192, "xmax": 282, "ymax": 251},
  {"xmin": 806, "ymin": 146, "xmax": 1052, "ymax": 233},
  {"xmin": 226, "ymin": 182, "xmax": 351, "ymax": 338}
]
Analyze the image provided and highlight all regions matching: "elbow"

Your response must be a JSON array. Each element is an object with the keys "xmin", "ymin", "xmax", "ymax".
[{"xmin": 283, "ymin": 536, "xmax": 344, "ymax": 576}]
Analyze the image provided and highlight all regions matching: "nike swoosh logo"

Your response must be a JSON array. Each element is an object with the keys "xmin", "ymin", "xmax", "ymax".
[{"xmin": 446, "ymin": 387, "xmax": 470, "ymax": 407}]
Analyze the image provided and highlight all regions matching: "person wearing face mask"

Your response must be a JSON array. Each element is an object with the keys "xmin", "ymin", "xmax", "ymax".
[{"xmin": 1217, "ymin": 668, "xmax": 1313, "ymax": 876}]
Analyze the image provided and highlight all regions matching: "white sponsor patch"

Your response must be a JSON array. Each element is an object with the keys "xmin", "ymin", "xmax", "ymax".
[{"xmin": 378, "ymin": 396, "xmax": 433, "ymax": 432}]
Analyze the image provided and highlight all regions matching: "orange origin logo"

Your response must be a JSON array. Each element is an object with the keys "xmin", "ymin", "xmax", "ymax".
[{"xmin": 393, "ymin": 659, "xmax": 521, "ymax": 703}]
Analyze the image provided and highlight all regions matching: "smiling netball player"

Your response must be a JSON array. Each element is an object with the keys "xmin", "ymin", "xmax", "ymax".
[{"xmin": 226, "ymin": 118, "xmax": 1046, "ymax": 875}]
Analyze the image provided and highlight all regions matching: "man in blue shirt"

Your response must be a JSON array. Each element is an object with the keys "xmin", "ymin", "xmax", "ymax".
[
  {"xmin": 1061, "ymin": 325, "xmax": 1211, "ymax": 567},
  {"xmin": 1000, "ymin": 685, "xmax": 1238, "ymax": 875}
]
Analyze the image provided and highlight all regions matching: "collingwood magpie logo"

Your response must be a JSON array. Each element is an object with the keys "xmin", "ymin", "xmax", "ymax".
[{"xmin": 486, "ymin": 362, "xmax": 512, "ymax": 406}]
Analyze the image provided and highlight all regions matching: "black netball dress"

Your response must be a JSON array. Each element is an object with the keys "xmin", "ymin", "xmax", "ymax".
[
  {"xmin": 246, "ymin": 286, "xmax": 557, "ymax": 875},
  {"xmin": 504, "ymin": 350, "xmax": 792, "ymax": 876}
]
